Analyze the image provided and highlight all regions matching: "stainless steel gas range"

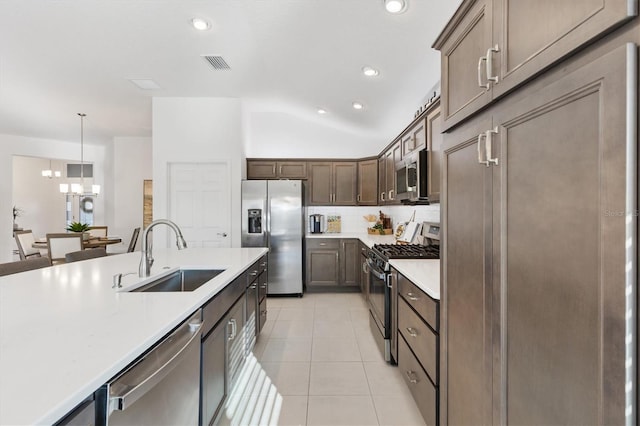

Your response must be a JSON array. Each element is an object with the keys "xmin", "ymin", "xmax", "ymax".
[{"xmin": 366, "ymin": 222, "xmax": 440, "ymax": 363}]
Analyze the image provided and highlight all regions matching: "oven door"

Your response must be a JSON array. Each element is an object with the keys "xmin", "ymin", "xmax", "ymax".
[{"xmin": 366, "ymin": 258, "xmax": 389, "ymax": 338}]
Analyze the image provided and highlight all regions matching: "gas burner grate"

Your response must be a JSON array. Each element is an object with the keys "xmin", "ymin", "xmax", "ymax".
[{"xmin": 372, "ymin": 243, "xmax": 440, "ymax": 260}]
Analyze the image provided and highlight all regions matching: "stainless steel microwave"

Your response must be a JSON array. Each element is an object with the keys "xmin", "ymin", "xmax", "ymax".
[{"xmin": 396, "ymin": 149, "xmax": 428, "ymax": 202}]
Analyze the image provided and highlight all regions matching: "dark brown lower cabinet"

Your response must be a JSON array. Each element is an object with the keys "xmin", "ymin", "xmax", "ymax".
[
  {"xmin": 442, "ymin": 43, "xmax": 635, "ymax": 425},
  {"xmin": 306, "ymin": 238, "xmax": 360, "ymax": 290},
  {"xmin": 397, "ymin": 271, "xmax": 440, "ymax": 425}
]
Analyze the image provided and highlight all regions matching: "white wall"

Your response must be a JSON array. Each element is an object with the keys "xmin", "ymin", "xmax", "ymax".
[
  {"xmin": 245, "ymin": 110, "xmax": 386, "ymax": 159},
  {"xmin": 111, "ymin": 137, "xmax": 152, "ymax": 252},
  {"xmin": 152, "ymin": 97, "xmax": 243, "ymax": 248},
  {"xmin": 307, "ymin": 204, "xmax": 440, "ymax": 234},
  {"xmin": 0, "ymin": 134, "xmax": 108, "ymax": 262}
]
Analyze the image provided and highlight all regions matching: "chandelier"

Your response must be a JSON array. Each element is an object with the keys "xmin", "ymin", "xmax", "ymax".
[{"xmin": 59, "ymin": 113, "xmax": 101, "ymax": 196}]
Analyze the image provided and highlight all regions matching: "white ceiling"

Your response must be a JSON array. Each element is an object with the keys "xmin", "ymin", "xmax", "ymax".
[{"xmin": 0, "ymin": 0, "xmax": 461, "ymax": 147}]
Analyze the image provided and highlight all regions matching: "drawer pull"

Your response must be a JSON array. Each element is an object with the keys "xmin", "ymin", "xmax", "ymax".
[
  {"xmin": 260, "ymin": 262, "xmax": 267, "ymax": 267},
  {"xmin": 249, "ymin": 270, "xmax": 258, "ymax": 277},
  {"xmin": 405, "ymin": 370, "xmax": 419, "ymax": 384},
  {"xmin": 406, "ymin": 292, "xmax": 419, "ymax": 301},
  {"xmin": 406, "ymin": 327, "xmax": 418, "ymax": 338},
  {"xmin": 319, "ymin": 243, "xmax": 326, "ymax": 246}
]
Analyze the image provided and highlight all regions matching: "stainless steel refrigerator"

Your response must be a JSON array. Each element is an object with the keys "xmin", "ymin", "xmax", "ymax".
[{"xmin": 241, "ymin": 180, "xmax": 304, "ymax": 296}]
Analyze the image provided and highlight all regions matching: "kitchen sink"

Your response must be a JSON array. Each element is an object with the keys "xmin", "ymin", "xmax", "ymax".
[{"xmin": 130, "ymin": 268, "xmax": 225, "ymax": 292}]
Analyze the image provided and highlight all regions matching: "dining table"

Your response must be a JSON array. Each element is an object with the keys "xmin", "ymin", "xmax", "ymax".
[{"xmin": 32, "ymin": 237, "xmax": 122, "ymax": 250}]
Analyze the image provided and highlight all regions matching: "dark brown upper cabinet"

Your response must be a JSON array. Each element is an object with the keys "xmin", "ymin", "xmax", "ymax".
[
  {"xmin": 433, "ymin": 0, "xmax": 636, "ymax": 131},
  {"xmin": 247, "ymin": 160, "xmax": 307, "ymax": 179},
  {"xmin": 357, "ymin": 159, "xmax": 378, "ymax": 206},
  {"xmin": 308, "ymin": 161, "xmax": 357, "ymax": 206}
]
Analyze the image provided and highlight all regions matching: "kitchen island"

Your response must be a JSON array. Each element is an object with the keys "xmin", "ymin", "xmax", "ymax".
[{"xmin": 0, "ymin": 247, "xmax": 267, "ymax": 425}]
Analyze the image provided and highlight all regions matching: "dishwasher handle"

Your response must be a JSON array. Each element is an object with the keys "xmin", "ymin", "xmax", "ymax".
[{"xmin": 108, "ymin": 313, "xmax": 203, "ymax": 413}]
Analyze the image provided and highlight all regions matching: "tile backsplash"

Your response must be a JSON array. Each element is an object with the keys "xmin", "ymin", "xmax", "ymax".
[{"xmin": 307, "ymin": 204, "xmax": 440, "ymax": 233}]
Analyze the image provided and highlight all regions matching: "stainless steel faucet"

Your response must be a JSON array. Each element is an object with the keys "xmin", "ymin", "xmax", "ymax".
[{"xmin": 139, "ymin": 219, "xmax": 188, "ymax": 277}]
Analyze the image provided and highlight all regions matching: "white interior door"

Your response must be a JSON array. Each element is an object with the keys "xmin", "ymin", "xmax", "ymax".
[{"xmin": 169, "ymin": 162, "xmax": 231, "ymax": 248}]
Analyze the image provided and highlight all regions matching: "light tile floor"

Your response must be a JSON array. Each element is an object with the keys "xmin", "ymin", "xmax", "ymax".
[{"xmin": 218, "ymin": 292, "xmax": 426, "ymax": 426}]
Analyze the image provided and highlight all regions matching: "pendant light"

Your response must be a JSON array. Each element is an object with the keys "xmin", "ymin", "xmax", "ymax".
[
  {"xmin": 59, "ymin": 113, "xmax": 100, "ymax": 196},
  {"xmin": 41, "ymin": 159, "xmax": 61, "ymax": 178}
]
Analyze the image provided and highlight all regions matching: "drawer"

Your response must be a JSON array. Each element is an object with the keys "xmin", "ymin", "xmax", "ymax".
[
  {"xmin": 398, "ymin": 334, "xmax": 437, "ymax": 426},
  {"xmin": 398, "ymin": 297, "xmax": 438, "ymax": 385},
  {"xmin": 306, "ymin": 238, "xmax": 340, "ymax": 250},
  {"xmin": 398, "ymin": 273, "xmax": 439, "ymax": 332}
]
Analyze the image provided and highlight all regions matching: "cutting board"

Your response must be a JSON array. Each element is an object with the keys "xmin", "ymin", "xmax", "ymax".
[{"xmin": 396, "ymin": 221, "xmax": 421, "ymax": 243}]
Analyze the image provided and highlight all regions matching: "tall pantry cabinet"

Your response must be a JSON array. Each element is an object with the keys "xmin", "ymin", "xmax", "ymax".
[{"xmin": 434, "ymin": 1, "xmax": 638, "ymax": 424}]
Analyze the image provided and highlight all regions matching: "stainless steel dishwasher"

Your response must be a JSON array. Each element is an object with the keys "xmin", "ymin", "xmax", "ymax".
[{"xmin": 97, "ymin": 311, "xmax": 202, "ymax": 425}]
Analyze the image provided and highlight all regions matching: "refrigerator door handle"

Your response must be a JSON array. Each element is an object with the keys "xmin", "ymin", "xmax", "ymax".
[{"xmin": 265, "ymin": 196, "xmax": 270, "ymax": 248}]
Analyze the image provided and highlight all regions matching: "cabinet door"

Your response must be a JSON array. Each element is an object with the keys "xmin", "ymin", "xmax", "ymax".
[
  {"xmin": 201, "ymin": 322, "xmax": 227, "ymax": 425},
  {"xmin": 492, "ymin": 43, "xmax": 634, "ymax": 426},
  {"xmin": 333, "ymin": 162, "xmax": 358, "ymax": 205},
  {"xmin": 247, "ymin": 160, "xmax": 277, "ymax": 179},
  {"xmin": 385, "ymin": 142, "xmax": 401, "ymax": 203},
  {"xmin": 441, "ymin": 112, "xmax": 494, "ymax": 426},
  {"xmin": 277, "ymin": 161, "xmax": 307, "ymax": 179},
  {"xmin": 357, "ymin": 159, "xmax": 378, "ymax": 205},
  {"xmin": 437, "ymin": 0, "xmax": 493, "ymax": 131},
  {"xmin": 378, "ymin": 156, "xmax": 386, "ymax": 204},
  {"xmin": 426, "ymin": 102, "xmax": 443, "ymax": 202},
  {"xmin": 339, "ymin": 239, "xmax": 359, "ymax": 286},
  {"xmin": 492, "ymin": 0, "xmax": 636, "ymax": 99},
  {"xmin": 306, "ymin": 249, "xmax": 340, "ymax": 286},
  {"xmin": 227, "ymin": 298, "xmax": 246, "ymax": 389},
  {"xmin": 402, "ymin": 118, "xmax": 427, "ymax": 157},
  {"xmin": 308, "ymin": 162, "xmax": 333, "ymax": 205}
]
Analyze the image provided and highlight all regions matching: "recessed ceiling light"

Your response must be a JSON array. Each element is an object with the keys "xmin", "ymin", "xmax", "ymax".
[
  {"xmin": 362, "ymin": 66, "xmax": 379, "ymax": 77},
  {"xmin": 317, "ymin": 108, "xmax": 328, "ymax": 115},
  {"xmin": 352, "ymin": 102, "xmax": 364, "ymax": 110},
  {"xmin": 191, "ymin": 18, "xmax": 211, "ymax": 31},
  {"xmin": 129, "ymin": 79, "xmax": 162, "ymax": 90},
  {"xmin": 384, "ymin": 0, "xmax": 407, "ymax": 14}
]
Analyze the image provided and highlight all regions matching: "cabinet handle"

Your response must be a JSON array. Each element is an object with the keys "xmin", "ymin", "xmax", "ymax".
[
  {"xmin": 279, "ymin": 165, "xmax": 283, "ymax": 175},
  {"xmin": 486, "ymin": 44, "xmax": 500, "ymax": 84},
  {"xmin": 477, "ymin": 55, "xmax": 489, "ymax": 89},
  {"xmin": 389, "ymin": 189, "xmax": 394, "ymax": 200},
  {"xmin": 249, "ymin": 270, "xmax": 258, "ymax": 277},
  {"xmin": 406, "ymin": 327, "xmax": 418, "ymax": 338},
  {"xmin": 228, "ymin": 318, "xmax": 237, "ymax": 341},
  {"xmin": 405, "ymin": 370, "xmax": 419, "ymax": 384},
  {"xmin": 380, "ymin": 192, "xmax": 385, "ymax": 201},
  {"xmin": 319, "ymin": 242, "xmax": 327, "ymax": 246},
  {"xmin": 249, "ymin": 284, "xmax": 257, "ymax": 289},
  {"xmin": 485, "ymin": 127, "xmax": 499, "ymax": 166},
  {"xmin": 357, "ymin": 194, "xmax": 361, "ymax": 202},
  {"xmin": 271, "ymin": 164, "xmax": 276, "ymax": 174},
  {"xmin": 260, "ymin": 262, "xmax": 267, "ymax": 267},
  {"xmin": 477, "ymin": 133, "xmax": 489, "ymax": 167},
  {"xmin": 406, "ymin": 292, "xmax": 419, "ymax": 301},
  {"xmin": 260, "ymin": 284, "xmax": 267, "ymax": 289}
]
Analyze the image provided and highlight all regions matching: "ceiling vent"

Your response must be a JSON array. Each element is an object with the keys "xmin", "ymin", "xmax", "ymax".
[{"xmin": 202, "ymin": 55, "xmax": 231, "ymax": 70}]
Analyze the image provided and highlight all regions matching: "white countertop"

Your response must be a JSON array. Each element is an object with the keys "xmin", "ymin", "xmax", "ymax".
[
  {"xmin": 0, "ymin": 247, "xmax": 267, "ymax": 425},
  {"xmin": 306, "ymin": 232, "xmax": 397, "ymax": 247},
  {"xmin": 389, "ymin": 259, "xmax": 440, "ymax": 300}
]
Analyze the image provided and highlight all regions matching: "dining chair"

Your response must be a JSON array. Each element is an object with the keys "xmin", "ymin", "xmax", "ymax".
[
  {"xmin": 46, "ymin": 233, "xmax": 84, "ymax": 264},
  {"xmin": 127, "ymin": 227, "xmax": 141, "ymax": 252},
  {"xmin": 87, "ymin": 226, "xmax": 108, "ymax": 239},
  {"xmin": 0, "ymin": 257, "xmax": 51, "ymax": 277},
  {"xmin": 14, "ymin": 230, "xmax": 42, "ymax": 260},
  {"xmin": 65, "ymin": 248, "xmax": 107, "ymax": 263}
]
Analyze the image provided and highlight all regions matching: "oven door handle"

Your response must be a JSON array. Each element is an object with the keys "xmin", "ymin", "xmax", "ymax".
[{"xmin": 365, "ymin": 258, "xmax": 387, "ymax": 280}]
